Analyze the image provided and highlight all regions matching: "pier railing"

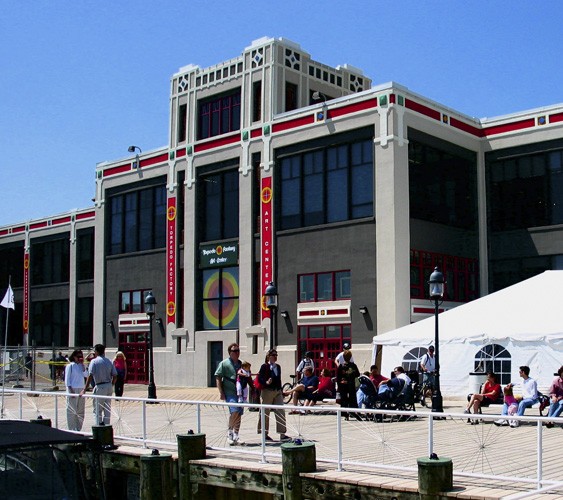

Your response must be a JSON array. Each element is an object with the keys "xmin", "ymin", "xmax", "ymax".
[{"xmin": 1, "ymin": 388, "xmax": 562, "ymax": 499}]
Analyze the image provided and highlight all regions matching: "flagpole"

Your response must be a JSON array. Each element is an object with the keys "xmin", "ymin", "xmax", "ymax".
[{"xmin": 1, "ymin": 277, "xmax": 11, "ymax": 418}]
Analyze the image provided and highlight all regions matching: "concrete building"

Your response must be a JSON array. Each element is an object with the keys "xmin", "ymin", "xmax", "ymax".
[{"xmin": 1, "ymin": 37, "xmax": 562, "ymax": 387}]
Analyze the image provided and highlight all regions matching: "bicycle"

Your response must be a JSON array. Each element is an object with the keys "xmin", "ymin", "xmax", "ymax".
[
  {"xmin": 282, "ymin": 375, "xmax": 298, "ymax": 404},
  {"xmin": 419, "ymin": 371, "xmax": 437, "ymax": 407}
]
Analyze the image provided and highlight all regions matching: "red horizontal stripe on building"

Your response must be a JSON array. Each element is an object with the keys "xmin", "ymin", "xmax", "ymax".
[
  {"xmin": 272, "ymin": 115, "xmax": 315, "ymax": 133},
  {"xmin": 405, "ymin": 99, "xmax": 441, "ymax": 121},
  {"xmin": 483, "ymin": 118, "xmax": 535, "ymax": 136},
  {"xmin": 549, "ymin": 112, "xmax": 563, "ymax": 124},
  {"xmin": 120, "ymin": 320, "xmax": 134, "ymax": 325},
  {"xmin": 52, "ymin": 217, "xmax": 71, "ymax": 225},
  {"xmin": 250, "ymin": 128, "xmax": 262, "ymax": 138},
  {"xmin": 449, "ymin": 117, "xmax": 484, "ymax": 137},
  {"xmin": 413, "ymin": 307, "xmax": 445, "ymax": 314},
  {"xmin": 299, "ymin": 310, "xmax": 320, "ymax": 317},
  {"xmin": 194, "ymin": 133, "xmax": 240, "ymax": 152},
  {"xmin": 76, "ymin": 211, "xmax": 95, "ymax": 220},
  {"xmin": 139, "ymin": 153, "xmax": 168, "ymax": 168},
  {"xmin": 0, "ymin": 230, "xmax": 8, "ymax": 236},
  {"xmin": 30, "ymin": 222, "xmax": 48, "ymax": 230},
  {"xmin": 326, "ymin": 308, "xmax": 349, "ymax": 315},
  {"xmin": 327, "ymin": 98, "xmax": 378, "ymax": 120},
  {"xmin": 176, "ymin": 148, "xmax": 186, "ymax": 158},
  {"xmin": 103, "ymin": 164, "xmax": 131, "ymax": 177},
  {"xmin": 12, "ymin": 226, "xmax": 25, "ymax": 233}
]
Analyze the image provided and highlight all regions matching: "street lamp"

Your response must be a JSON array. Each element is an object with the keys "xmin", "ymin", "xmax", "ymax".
[
  {"xmin": 428, "ymin": 267, "xmax": 445, "ymax": 413},
  {"xmin": 265, "ymin": 281, "xmax": 278, "ymax": 351},
  {"xmin": 144, "ymin": 291, "xmax": 157, "ymax": 400}
]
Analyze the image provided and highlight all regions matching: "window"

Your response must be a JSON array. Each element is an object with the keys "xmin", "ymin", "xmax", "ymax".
[
  {"xmin": 299, "ymin": 270, "xmax": 351, "ymax": 302},
  {"xmin": 198, "ymin": 89, "xmax": 241, "ymax": 140},
  {"xmin": 119, "ymin": 290, "xmax": 152, "ymax": 314},
  {"xmin": 252, "ymin": 81, "xmax": 262, "ymax": 122},
  {"xmin": 31, "ymin": 299, "xmax": 69, "ymax": 347},
  {"xmin": 202, "ymin": 267, "xmax": 239, "ymax": 330},
  {"xmin": 0, "ymin": 244, "xmax": 24, "ymax": 288},
  {"xmin": 410, "ymin": 249, "xmax": 478, "ymax": 302},
  {"xmin": 75, "ymin": 297, "xmax": 93, "ymax": 346},
  {"xmin": 285, "ymin": 82, "xmax": 298, "ymax": 111},
  {"xmin": 31, "ymin": 237, "xmax": 70, "ymax": 285},
  {"xmin": 490, "ymin": 255, "xmax": 563, "ymax": 292},
  {"xmin": 488, "ymin": 149, "xmax": 563, "ymax": 231},
  {"xmin": 279, "ymin": 138, "xmax": 373, "ymax": 230},
  {"xmin": 177, "ymin": 103, "xmax": 187, "ymax": 143},
  {"xmin": 402, "ymin": 347, "xmax": 428, "ymax": 373},
  {"xmin": 474, "ymin": 344, "xmax": 511, "ymax": 385},
  {"xmin": 109, "ymin": 185, "xmax": 166, "ymax": 255},
  {"xmin": 76, "ymin": 228, "xmax": 94, "ymax": 281},
  {"xmin": 409, "ymin": 131, "xmax": 477, "ymax": 230},
  {"xmin": 200, "ymin": 168, "xmax": 239, "ymax": 242}
]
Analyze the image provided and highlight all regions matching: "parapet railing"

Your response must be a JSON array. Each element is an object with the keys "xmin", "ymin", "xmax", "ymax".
[{"xmin": 1, "ymin": 388, "xmax": 562, "ymax": 499}]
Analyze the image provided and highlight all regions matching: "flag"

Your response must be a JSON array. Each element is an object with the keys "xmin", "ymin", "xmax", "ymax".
[{"xmin": 1, "ymin": 285, "xmax": 14, "ymax": 310}]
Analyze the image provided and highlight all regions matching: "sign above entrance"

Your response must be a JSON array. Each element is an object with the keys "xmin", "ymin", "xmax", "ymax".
[{"xmin": 200, "ymin": 242, "xmax": 238, "ymax": 268}]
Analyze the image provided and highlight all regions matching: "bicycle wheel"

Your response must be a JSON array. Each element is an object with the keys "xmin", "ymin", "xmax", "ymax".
[{"xmin": 282, "ymin": 382, "xmax": 293, "ymax": 403}]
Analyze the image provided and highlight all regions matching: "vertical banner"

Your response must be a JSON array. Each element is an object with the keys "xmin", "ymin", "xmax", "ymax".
[
  {"xmin": 166, "ymin": 197, "xmax": 177, "ymax": 325},
  {"xmin": 260, "ymin": 175, "xmax": 273, "ymax": 320},
  {"xmin": 23, "ymin": 252, "xmax": 30, "ymax": 344}
]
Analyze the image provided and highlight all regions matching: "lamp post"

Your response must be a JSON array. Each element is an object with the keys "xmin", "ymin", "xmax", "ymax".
[
  {"xmin": 144, "ymin": 291, "xmax": 157, "ymax": 400},
  {"xmin": 428, "ymin": 267, "xmax": 445, "ymax": 413},
  {"xmin": 265, "ymin": 281, "xmax": 278, "ymax": 351}
]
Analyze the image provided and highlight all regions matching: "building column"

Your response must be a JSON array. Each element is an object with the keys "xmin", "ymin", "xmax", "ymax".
[{"xmin": 374, "ymin": 106, "xmax": 411, "ymax": 334}]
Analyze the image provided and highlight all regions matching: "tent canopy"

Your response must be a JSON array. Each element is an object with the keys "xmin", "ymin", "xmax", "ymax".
[{"xmin": 373, "ymin": 271, "xmax": 563, "ymax": 396}]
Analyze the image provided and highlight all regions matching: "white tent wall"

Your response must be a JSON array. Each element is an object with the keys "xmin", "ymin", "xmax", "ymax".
[{"xmin": 372, "ymin": 271, "xmax": 563, "ymax": 398}]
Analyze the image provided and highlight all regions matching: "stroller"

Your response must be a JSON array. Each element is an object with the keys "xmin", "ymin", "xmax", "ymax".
[{"xmin": 375, "ymin": 377, "xmax": 417, "ymax": 421}]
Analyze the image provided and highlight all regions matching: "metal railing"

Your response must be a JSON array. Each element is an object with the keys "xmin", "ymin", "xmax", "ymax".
[{"xmin": 1, "ymin": 388, "xmax": 562, "ymax": 498}]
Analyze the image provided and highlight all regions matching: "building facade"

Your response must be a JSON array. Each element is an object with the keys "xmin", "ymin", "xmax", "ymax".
[{"xmin": 1, "ymin": 37, "xmax": 563, "ymax": 387}]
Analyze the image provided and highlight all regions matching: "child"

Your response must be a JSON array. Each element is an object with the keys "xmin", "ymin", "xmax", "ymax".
[
  {"xmin": 504, "ymin": 384, "xmax": 519, "ymax": 426},
  {"xmin": 236, "ymin": 361, "xmax": 252, "ymax": 403}
]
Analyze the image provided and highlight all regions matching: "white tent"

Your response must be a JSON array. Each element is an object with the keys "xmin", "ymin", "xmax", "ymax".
[{"xmin": 372, "ymin": 271, "xmax": 563, "ymax": 397}]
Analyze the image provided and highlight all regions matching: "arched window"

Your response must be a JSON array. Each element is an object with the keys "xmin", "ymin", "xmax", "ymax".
[
  {"xmin": 474, "ymin": 344, "xmax": 512, "ymax": 385},
  {"xmin": 402, "ymin": 347, "xmax": 428, "ymax": 373}
]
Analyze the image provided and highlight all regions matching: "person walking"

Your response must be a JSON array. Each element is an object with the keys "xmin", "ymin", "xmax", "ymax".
[
  {"xmin": 215, "ymin": 343, "xmax": 244, "ymax": 445},
  {"xmin": 257, "ymin": 349, "xmax": 290, "ymax": 441},
  {"xmin": 64, "ymin": 350, "xmax": 87, "ymax": 431},
  {"xmin": 113, "ymin": 351, "xmax": 127, "ymax": 397},
  {"xmin": 80, "ymin": 344, "xmax": 117, "ymax": 425}
]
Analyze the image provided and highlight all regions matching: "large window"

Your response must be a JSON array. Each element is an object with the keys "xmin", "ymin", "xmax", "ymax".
[
  {"xmin": 488, "ymin": 148, "xmax": 563, "ymax": 231},
  {"xmin": 474, "ymin": 344, "xmax": 511, "ymax": 385},
  {"xmin": 409, "ymin": 130, "xmax": 477, "ymax": 230},
  {"xmin": 200, "ymin": 168, "xmax": 239, "ymax": 242},
  {"xmin": 31, "ymin": 299, "xmax": 69, "ymax": 347},
  {"xmin": 75, "ymin": 297, "xmax": 93, "ymax": 347},
  {"xmin": 76, "ymin": 228, "xmax": 94, "ymax": 281},
  {"xmin": 0, "ymin": 244, "xmax": 24, "ymax": 288},
  {"xmin": 202, "ymin": 267, "xmax": 239, "ymax": 330},
  {"xmin": 279, "ymin": 138, "xmax": 373, "ymax": 230},
  {"xmin": 491, "ymin": 255, "xmax": 563, "ymax": 292},
  {"xmin": 299, "ymin": 271, "xmax": 351, "ymax": 302},
  {"xmin": 410, "ymin": 249, "xmax": 478, "ymax": 302},
  {"xmin": 31, "ymin": 237, "xmax": 70, "ymax": 285},
  {"xmin": 198, "ymin": 89, "xmax": 241, "ymax": 140},
  {"xmin": 109, "ymin": 185, "xmax": 166, "ymax": 255}
]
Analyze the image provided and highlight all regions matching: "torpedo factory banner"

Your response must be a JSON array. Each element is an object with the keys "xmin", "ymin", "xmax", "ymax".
[{"xmin": 200, "ymin": 242, "xmax": 239, "ymax": 330}]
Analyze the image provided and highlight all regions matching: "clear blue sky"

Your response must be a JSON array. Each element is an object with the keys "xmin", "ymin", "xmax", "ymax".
[{"xmin": 1, "ymin": 1, "xmax": 562, "ymax": 227}]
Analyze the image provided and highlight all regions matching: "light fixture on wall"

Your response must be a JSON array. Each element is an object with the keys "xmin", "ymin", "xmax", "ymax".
[
  {"xmin": 106, "ymin": 320, "xmax": 116, "ymax": 338},
  {"xmin": 312, "ymin": 91, "xmax": 327, "ymax": 103},
  {"xmin": 128, "ymin": 145, "xmax": 142, "ymax": 168},
  {"xmin": 359, "ymin": 306, "xmax": 368, "ymax": 315},
  {"xmin": 280, "ymin": 310, "xmax": 289, "ymax": 319}
]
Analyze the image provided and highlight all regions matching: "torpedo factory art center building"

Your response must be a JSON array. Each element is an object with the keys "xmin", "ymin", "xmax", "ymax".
[{"xmin": 1, "ymin": 37, "xmax": 563, "ymax": 388}]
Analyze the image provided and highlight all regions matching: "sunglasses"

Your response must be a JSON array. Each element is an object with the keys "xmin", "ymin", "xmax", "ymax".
[{"xmin": 230, "ymin": 349, "xmax": 240, "ymax": 353}]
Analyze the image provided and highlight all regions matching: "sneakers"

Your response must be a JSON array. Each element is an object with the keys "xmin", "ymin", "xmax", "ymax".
[
  {"xmin": 264, "ymin": 434, "xmax": 274, "ymax": 441},
  {"xmin": 509, "ymin": 420, "xmax": 519, "ymax": 428},
  {"xmin": 279, "ymin": 434, "xmax": 292, "ymax": 442},
  {"xmin": 463, "ymin": 409, "xmax": 471, "ymax": 414},
  {"xmin": 227, "ymin": 429, "xmax": 234, "ymax": 445},
  {"xmin": 494, "ymin": 419, "xmax": 509, "ymax": 426}
]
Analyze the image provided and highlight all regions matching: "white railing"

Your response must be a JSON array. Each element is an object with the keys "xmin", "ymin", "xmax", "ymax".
[{"xmin": 2, "ymin": 388, "xmax": 562, "ymax": 498}]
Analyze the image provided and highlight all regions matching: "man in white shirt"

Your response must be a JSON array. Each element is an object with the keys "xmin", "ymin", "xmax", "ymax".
[
  {"xmin": 81, "ymin": 344, "xmax": 117, "ymax": 425},
  {"xmin": 335, "ymin": 343, "xmax": 354, "ymax": 367},
  {"xmin": 420, "ymin": 346, "xmax": 436, "ymax": 387}
]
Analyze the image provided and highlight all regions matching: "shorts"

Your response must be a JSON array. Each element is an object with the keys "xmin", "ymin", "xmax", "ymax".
[{"xmin": 226, "ymin": 395, "xmax": 244, "ymax": 415}]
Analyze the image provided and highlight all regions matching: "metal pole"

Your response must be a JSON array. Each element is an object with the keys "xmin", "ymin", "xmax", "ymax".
[
  {"xmin": 147, "ymin": 315, "xmax": 157, "ymax": 399},
  {"xmin": 431, "ymin": 298, "xmax": 444, "ymax": 412}
]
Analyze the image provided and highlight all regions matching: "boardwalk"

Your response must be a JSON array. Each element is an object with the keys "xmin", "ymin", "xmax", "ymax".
[{"xmin": 2, "ymin": 384, "xmax": 563, "ymax": 499}]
